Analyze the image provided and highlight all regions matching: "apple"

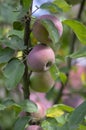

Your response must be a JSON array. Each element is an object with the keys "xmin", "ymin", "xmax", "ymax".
[
  {"xmin": 27, "ymin": 44, "xmax": 55, "ymax": 72},
  {"xmin": 26, "ymin": 125, "xmax": 43, "ymax": 130},
  {"xmin": 66, "ymin": 0, "xmax": 82, "ymax": 5},
  {"xmin": 30, "ymin": 70, "xmax": 55, "ymax": 92},
  {"xmin": 31, "ymin": 102, "xmax": 46, "ymax": 121},
  {"xmin": 32, "ymin": 14, "xmax": 63, "ymax": 44}
]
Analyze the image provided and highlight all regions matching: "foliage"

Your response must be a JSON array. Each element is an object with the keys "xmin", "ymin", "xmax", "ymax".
[{"xmin": 0, "ymin": 0, "xmax": 86, "ymax": 130}]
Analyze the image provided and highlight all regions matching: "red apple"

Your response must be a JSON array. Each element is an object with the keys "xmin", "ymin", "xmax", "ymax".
[
  {"xmin": 30, "ymin": 70, "xmax": 55, "ymax": 92},
  {"xmin": 27, "ymin": 44, "xmax": 55, "ymax": 72},
  {"xmin": 31, "ymin": 102, "xmax": 46, "ymax": 121},
  {"xmin": 32, "ymin": 14, "xmax": 63, "ymax": 44},
  {"xmin": 26, "ymin": 125, "xmax": 43, "ymax": 130}
]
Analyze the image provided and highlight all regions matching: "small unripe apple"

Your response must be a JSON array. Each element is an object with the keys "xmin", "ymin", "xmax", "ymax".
[
  {"xmin": 31, "ymin": 102, "xmax": 46, "ymax": 121},
  {"xmin": 32, "ymin": 14, "xmax": 63, "ymax": 44},
  {"xmin": 27, "ymin": 44, "xmax": 55, "ymax": 72},
  {"xmin": 30, "ymin": 71, "xmax": 55, "ymax": 92}
]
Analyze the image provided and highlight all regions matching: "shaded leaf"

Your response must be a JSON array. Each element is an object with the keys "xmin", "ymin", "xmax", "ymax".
[
  {"xmin": 14, "ymin": 116, "xmax": 30, "ymax": 130},
  {"xmin": 0, "ymin": 47, "xmax": 14, "ymax": 64},
  {"xmin": 3, "ymin": 58, "xmax": 25, "ymax": 90},
  {"xmin": 0, "ymin": 104, "xmax": 6, "ymax": 111},
  {"xmin": 63, "ymin": 20, "xmax": 86, "ymax": 44},
  {"xmin": 68, "ymin": 101, "xmax": 86, "ymax": 130},
  {"xmin": 13, "ymin": 21, "xmax": 24, "ymax": 31}
]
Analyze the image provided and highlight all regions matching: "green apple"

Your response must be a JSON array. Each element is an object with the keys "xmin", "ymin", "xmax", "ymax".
[
  {"xmin": 27, "ymin": 44, "xmax": 55, "ymax": 72},
  {"xmin": 30, "ymin": 71, "xmax": 55, "ymax": 92},
  {"xmin": 32, "ymin": 14, "xmax": 63, "ymax": 44}
]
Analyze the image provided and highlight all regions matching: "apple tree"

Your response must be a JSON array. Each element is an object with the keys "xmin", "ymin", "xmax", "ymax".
[{"xmin": 0, "ymin": 0, "xmax": 86, "ymax": 130}]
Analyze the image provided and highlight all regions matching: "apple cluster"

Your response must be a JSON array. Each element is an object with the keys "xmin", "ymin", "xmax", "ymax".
[{"xmin": 27, "ymin": 14, "xmax": 63, "ymax": 93}]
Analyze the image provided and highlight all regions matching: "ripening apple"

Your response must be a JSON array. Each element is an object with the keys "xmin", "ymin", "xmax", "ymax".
[
  {"xmin": 32, "ymin": 14, "xmax": 63, "ymax": 44},
  {"xmin": 26, "ymin": 125, "xmax": 43, "ymax": 130},
  {"xmin": 30, "ymin": 71, "xmax": 55, "ymax": 92},
  {"xmin": 31, "ymin": 102, "xmax": 46, "ymax": 121},
  {"xmin": 27, "ymin": 44, "xmax": 55, "ymax": 72}
]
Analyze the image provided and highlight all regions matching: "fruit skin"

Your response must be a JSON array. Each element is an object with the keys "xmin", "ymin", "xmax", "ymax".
[
  {"xmin": 26, "ymin": 125, "xmax": 43, "ymax": 130},
  {"xmin": 31, "ymin": 102, "xmax": 46, "ymax": 121},
  {"xmin": 27, "ymin": 44, "xmax": 55, "ymax": 72},
  {"xmin": 32, "ymin": 14, "xmax": 63, "ymax": 44},
  {"xmin": 30, "ymin": 71, "xmax": 55, "ymax": 92}
]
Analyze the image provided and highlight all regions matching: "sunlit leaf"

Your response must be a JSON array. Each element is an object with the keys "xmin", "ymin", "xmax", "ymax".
[
  {"xmin": 0, "ymin": 104, "xmax": 6, "ymax": 111},
  {"xmin": 40, "ymin": 2, "xmax": 63, "ymax": 13},
  {"xmin": 53, "ymin": 0, "xmax": 71, "ymax": 12},
  {"xmin": 63, "ymin": 20, "xmax": 86, "ymax": 44},
  {"xmin": 0, "ymin": 47, "xmax": 14, "ymax": 64}
]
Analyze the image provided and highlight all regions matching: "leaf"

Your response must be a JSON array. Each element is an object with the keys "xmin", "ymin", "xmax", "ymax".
[
  {"xmin": 0, "ymin": 47, "xmax": 14, "ymax": 64},
  {"xmin": 46, "ymin": 104, "xmax": 74, "ymax": 118},
  {"xmin": 0, "ymin": 104, "xmax": 6, "ymax": 111},
  {"xmin": 14, "ymin": 116, "xmax": 30, "ymax": 130},
  {"xmin": 53, "ymin": 0, "xmax": 71, "ymax": 12},
  {"xmin": 58, "ymin": 72, "xmax": 67, "ymax": 84},
  {"xmin": 20, "ymin": 99, "xmax": 38, "ymax": 113},
  {"xmin": 13, "ymin": 21, "xmax": 24, "ymax": 31},
  {"xmin": 40, "ymin": 2, "xmax": 63, "ymax": 14},
  {"xmin": 40, "ymin": 19, "xmax": 60, "ymax": 44},
  {"xmin": 68, "ymin": 46, "xmax": 86, "ymax": 58},
  {"xmin": 1, "ymin": 35, "xmax": 26, "ymax": 50},
  {"xmin": 41, "ymin": 118, "xmax": 61, "ymax": 130},
  {"xmin": 68, "ymin": 101, "xmax": 86, "ymax": 130},
  {"xmin": 63, "ymin": 20, "xmax": 86, "ymax": 44},
  {"xmin": 49, "ymin": 64, "xmax": 59, "ymax": 81},
  {"xmin": 22, "ymin": 0, "xmax": 31, "ymax": 9},
  {"xmin": 2, "ymin": 98, "xmax": 21, "ymax": 114},
  {"xmin": 3, "ymin": 58, "xmax": 25, "ymax": 90}
]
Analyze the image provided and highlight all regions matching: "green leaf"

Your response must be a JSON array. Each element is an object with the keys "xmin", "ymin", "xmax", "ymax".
[
  {"xmin": 68, "ymin": 46, "xmax": 86, "ymax": 58},
  {"xmin": 14, "ymin": 116, "xmax": 30, "ymax": 130},
  {"xmin": 13, "ymin": 21, "xmax": 24, "ymax": 31},
  {"xmin": 40, "ymin": 19, "xmax": 60, "ymax": 44},
  {"xmin": 0, "ymin": 47, "xmax": 14, "ymax": 64},
  {"xmin": 53, "ymin": 0, "xmax": 71, "ymax": 12},
  {"xmin": 20, "ymin": 99, "xmax": 38, "ymax": 113},
  {"xmin": 40, "ymin": 2, "xmax": 63, "ymax": 13},
  {"xmin": 78, "ymin": 125, "xmax": 86, "ymax": 130},
  {"xmin": 22, "ymin": 0, "xmax": 31, "ymax": 9},
  {"xmin": 41, "ymin": 118, "xmax": 61, "ymax": 130},
  {"xmin": 2, "ymin": 99, "xmax": 21, "ymax": 114},
  {"xmin": 58, "ymin": 72, "xmax": 67, "ymax": 84},
  {"xmin": 1, "ymin": 35, "xmax": 26, "ymax": 50},
  {"xmin": 46, "ymin": 104, "xmax": 74, "ymax": 118},
  {"xmin": 63, "ymin": 20, "xmax": 86, "ymax": 44},
  {"xmin": 8, "ymin": 30, "xmax": 24, "ymax": 39},
  {"xmin": 3, "ymin": 58, "xmax": 25, "ymax": 90},
  {"xmin": 68, "ymin": 101, "xmax": 86, "ymax": 130},
  {"xmin": 0, "ymin": 104, "xmax": 6, "ymax": 111},
  {"xmin": 49, "ymin": 64, "xmax": 59, "ymax": 81}
]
